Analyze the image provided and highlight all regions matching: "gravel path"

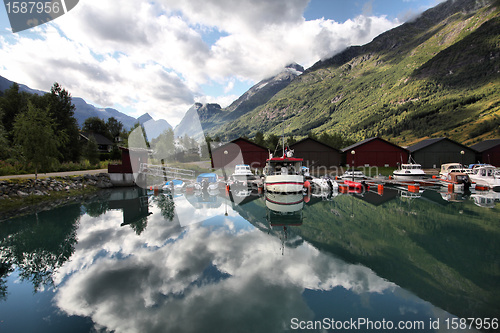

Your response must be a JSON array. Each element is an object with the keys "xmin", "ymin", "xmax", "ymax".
[{"xmin": 0, "ymin": 169, "xmax": 108, "ymax": 180}]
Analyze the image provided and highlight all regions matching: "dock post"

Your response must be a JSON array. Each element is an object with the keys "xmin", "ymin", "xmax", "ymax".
[
  {"xmin": 378, "ymin": 184, "xmax": 384, "ymax": 195},
  {"xmin": 408, "ymin": 184, "xmax": 419, "ymax": 193}
]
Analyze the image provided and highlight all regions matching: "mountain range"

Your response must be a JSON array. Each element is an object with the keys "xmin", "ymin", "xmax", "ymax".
[
  {"xmin": 174, "ymin": 63, "xmax": 304, "ymax": 139},
  {"xmin": 0, "ymin": 75, "xmax": 171, "ymax": 136},
  {"xmin": 194, "ymin": 0, "xmax": 500, "ymax": 146},
  {"xmin": 2, "ymin": 0, "xmax": 499, "ymax": 147},
  {"xmin": 138, "ymin": 113, "xmax": 173, "ymax": 141}
]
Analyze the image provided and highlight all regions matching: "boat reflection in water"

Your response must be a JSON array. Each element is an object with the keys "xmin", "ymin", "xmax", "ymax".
[
  {"xmin": 471, "ymin": 190, "xmax": 500, "ymax": 208},
  {"xmin": 265, "ymin": 192, "xmax": 304, "ymax": 255},
  {"xmin": 265, "ymin": 192, "xmax": 303, "ymax": 224}
]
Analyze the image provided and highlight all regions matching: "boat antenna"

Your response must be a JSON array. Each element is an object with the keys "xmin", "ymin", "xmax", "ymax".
[
  {"xmin": 282, "ymin": 115, "xmax": 285, "ymax": 157},
  {"xmin": 273, "ymin": 139, "xmax": 281, "ymax": 157}
]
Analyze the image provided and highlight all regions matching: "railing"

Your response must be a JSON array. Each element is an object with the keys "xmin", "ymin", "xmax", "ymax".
[{"xmin": 138, "ymin": 163, "xmax": 195, "ymax": 181}]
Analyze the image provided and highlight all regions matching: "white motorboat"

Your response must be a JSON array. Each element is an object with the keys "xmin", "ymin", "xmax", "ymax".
[
  {"xmin": 308, "ymin": 177, "xmax": 338, "ymax": 193},
  {"xmin": 340, "ymin": 170, "xmax": 366, "ymax": 180},
  {"xmin": 393, "ymin": 163, "xmax": 426, "ymax": 180},
  {"xmin": 469, "ymin": 165, "xmax": 500, "ymax": 191},
  {"xmin": 264, "ymin": 150, "xmax": 304, "ymax": 193},
  {"xmin": 232, "ymin": 164, "xmax": 253, "ymax": 176},
  {"xmin": 230, "ymin": 164, "xmax": 258, "ymax": 187}
]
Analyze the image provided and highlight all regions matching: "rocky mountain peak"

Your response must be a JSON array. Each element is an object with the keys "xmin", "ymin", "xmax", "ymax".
[
  {"xmin": 285, "ymin": 63, "xmax": 305, "ymax": 73},
  {"xmin": 137, "ymin": 113, "xmax": 153, "ymax": 124}
]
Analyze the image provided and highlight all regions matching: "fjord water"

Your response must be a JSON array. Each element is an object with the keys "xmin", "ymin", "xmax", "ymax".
[{"xmin": 0, "ymin": 187, "xmax": 498, "ymax": 332}]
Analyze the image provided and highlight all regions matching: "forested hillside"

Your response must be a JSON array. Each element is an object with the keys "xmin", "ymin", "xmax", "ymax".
[{"xmin": 211, "ymin": 0, "xmax": 500, "ymax": 146}]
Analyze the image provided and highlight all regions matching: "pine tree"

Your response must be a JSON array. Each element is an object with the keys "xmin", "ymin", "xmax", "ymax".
[{"xmin": 45, "ymin": 83, "xmax": 80, "ymax": 162}]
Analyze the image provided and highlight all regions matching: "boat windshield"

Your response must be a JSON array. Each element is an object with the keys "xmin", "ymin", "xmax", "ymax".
[
  {"xmin": 235, "ymin": 165, "xmax": 252, "ymax": 174},
  {"xmin": 402, "ymin": 164, "xmax": 421, "ymax": 169},
  {"xmin": 196, "ymin": 173, "xmax": 217, "ymax": 183}
]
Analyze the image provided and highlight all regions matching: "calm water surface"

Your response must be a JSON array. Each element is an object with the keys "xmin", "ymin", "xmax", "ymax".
[{"xmin": 0, "ymin": 186, "xmax": 498, "ymax": 332}]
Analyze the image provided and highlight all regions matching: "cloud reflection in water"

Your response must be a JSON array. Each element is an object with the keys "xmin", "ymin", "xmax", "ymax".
[{"xmin": 53, "ymin": 196, "xmax": 399, "ymax": 333}]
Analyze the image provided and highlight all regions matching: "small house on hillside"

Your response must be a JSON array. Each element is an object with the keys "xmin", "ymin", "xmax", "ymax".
[
  {"xmin": 211, "ymin": 137, "xmax": 268, "ymax": 170},
  {"xmin": 341, "ymin": 137, "xmax": 408, "ymax": 167},
  {"xmin": 407, "ymin": 137, "xmax": 476, "ymax": 168},
  {"xmin": 469, "ymin": 139, "xmax": 500, "ymax": 166},
  {"xmin": 289, "ymin": 137, "xmax": 342, "ymax": 169},
  {"xmin": 80, "ymin": 132, "xmax": 114, "ymax": 153}
]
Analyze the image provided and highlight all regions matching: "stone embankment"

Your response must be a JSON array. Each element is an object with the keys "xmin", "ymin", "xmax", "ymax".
[{"xmin": 0, "ymin": 173, "xmax": 113, "ymax": 200}]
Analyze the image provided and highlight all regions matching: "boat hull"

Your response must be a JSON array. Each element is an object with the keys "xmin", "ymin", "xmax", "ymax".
[
  {"xmin": 265, "ymin": 174, "xmax": 304, "ymax": 193},
  {"xmin": 472, "ymin": 181, "xmax": 500, "ymax": 192},
  {"xmin": 439, "ymin": 181, "xmax": 471, "ymax": 192},
  {"xmin": 393, "ymin": 173, "xmax": 426, "ymax": 181},
  {"xmin": 265, "ymin": 192, "xmax": 304, "ymax": 213}
]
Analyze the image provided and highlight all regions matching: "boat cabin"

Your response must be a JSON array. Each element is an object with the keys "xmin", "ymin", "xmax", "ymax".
[
  {"xmin": 440, "ymin": 163, "xmax": 474, "ymax": 176},
  {"xmin": 233, "ymin": 164, "xmax": 253, "ymax": 176},
  {"xmin": 444, "ymin": 172, "xmax": 471, "ymax": 184},
  {"xmin": 196, "ymin": 173, "xmax": 218, "ymax": 183},
  {"xmin": 401, "ymin": 163, "xmax": 423, "ymax": 170},
  {"xmin": 472, "ymin": 166, "xmax": 500, "ymax": 178},
  {"xmin": 263, "ymin": 157, "xmax": 303, "ymax": 176},
  {"xmin": 440, "ymin": 163, "xmax": 462, "ymax": 173}
]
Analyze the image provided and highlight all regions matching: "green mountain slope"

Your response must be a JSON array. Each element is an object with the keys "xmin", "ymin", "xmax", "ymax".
[
  {"xmin": 212, "ymin": 0, "xmax": 500, "ymax": 146},
  {"xmin": 175, "ymin": 64, "xmax": 304, "ymax": 139}
]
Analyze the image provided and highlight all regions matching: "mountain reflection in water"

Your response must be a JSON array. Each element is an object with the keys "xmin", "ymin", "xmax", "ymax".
[{"xmin": 0, "ymin": 186, "xmax": 498, "ymax": 333}]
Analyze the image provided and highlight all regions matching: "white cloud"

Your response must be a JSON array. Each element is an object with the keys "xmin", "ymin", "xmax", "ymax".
[
  {"xmin": 0, "ymin": 0, "xmax": 402, "ymax": 126},
  {"xmin": 162, "ymin": 0, "xmax": 310, "ymax": 34},
  {"xmin": 196, "ymin": 94, "xmax": 239, "ymax": 108}
]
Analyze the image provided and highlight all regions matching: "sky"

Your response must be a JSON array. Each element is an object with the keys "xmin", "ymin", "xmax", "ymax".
[{"xmin": 0, "ymin": 0, "xmax": 445, "ymax": 127}]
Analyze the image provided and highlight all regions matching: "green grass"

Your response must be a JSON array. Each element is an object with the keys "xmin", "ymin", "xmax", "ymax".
[{"xmin": 0, "ymin": 159, "xmax": 112, "ymax": 176}]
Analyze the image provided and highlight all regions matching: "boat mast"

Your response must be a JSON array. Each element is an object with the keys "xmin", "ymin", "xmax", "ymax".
[
  {"xmin": 282, "ymin": 130, "xmax": 285, "ymax": 157},
  {"xmin": 282, "ymin": 116, "xmax": 285, "ymax": 157}
]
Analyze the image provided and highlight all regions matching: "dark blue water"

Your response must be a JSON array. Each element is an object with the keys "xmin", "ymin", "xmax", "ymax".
[{"xmin": 0, "ymin": 187, "xmax": 498, "ymax": 332}]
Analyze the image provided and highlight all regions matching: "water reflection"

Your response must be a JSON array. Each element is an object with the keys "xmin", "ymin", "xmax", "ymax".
[
  {"xmin": 265, "ymin": 192, "xmax": 303, "ymax": 225},
  {"xmin": 0, "ymin": 186, "xmax": 498, "ymax": 332},
  {"xmin": 52, "ymin": 200, "xmax": 406, "ymax": 333},
  {"xmin": 296, "ymin": 188, "xmax": 500, "ymax": 320},
  {"xmin": 0, "ymin": 204, "xmax": 80, "ymax": 293},
  {"xmin": 264, "ymin": 192, "xmax": 304, "ymax": 255},
  {"xmin": 471, "ymin": 190, "xmax": 500, "ymax": 208}
]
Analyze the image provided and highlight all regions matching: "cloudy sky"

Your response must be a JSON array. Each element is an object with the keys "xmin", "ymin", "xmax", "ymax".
[{"xmin": 0, "ymin": 0, "xmax": 444, "ymax": 126}]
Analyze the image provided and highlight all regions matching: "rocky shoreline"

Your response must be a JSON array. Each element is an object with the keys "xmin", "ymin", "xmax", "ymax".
[
  {"xmin": 0, "ymin": 173, "xmax": 113, "ymax": 200},
  {"xmin": 0, "ymin": 173, "xmax": 115, "ymax": 221}
]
